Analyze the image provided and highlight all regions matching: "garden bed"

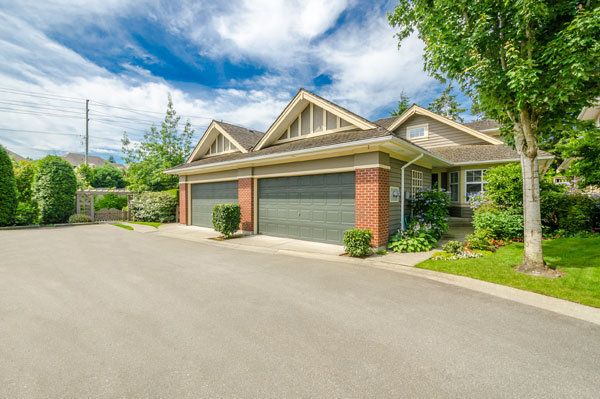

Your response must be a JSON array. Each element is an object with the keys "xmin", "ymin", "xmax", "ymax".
[{"xmin": 417, "ymin": 237, "xmax": 600, "ymax": 308}]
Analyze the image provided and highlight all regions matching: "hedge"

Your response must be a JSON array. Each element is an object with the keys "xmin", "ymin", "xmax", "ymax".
[
  {"xmin": 0, "ymin": 146, "xmax": 17, "ymax": 226},
  {"xmin": 212, "ymin": 203, "xmax": 241, "ymax": 238},
  {"xmin": 32, "ymin": 155, "xmax": 77, "ymax": 224},
  {"xmin": 130, "ymin": 190, "xmax": 178, "ymax": 222}
]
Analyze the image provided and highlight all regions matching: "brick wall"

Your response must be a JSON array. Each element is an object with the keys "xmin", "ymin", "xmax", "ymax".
[
  {"xmin": 238, "ymin": 178, "xmax": 254, "ymax": 232},
  {"xmin": 355, "ymin": 168, "xmax": 390, "ymax": 247},
  {"xmin": 179, "ymin": 183, "xmax": 187, "ymax": 225}
]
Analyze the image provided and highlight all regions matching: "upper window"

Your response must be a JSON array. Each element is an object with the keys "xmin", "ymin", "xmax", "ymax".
[
  {"xmin": 407, "ymin": 124, "xmax": 428, "ymax": 140},
  {"xmin": 465, "ymin": 169, "xmax": 487, "ymax": 200},
  {"xmin": 276, "ymin": 104, "xmax": 355, "ymax": 143},
  {"xmin": 449, "ymin": 171, "xmax": 459, "ymax": 202},
  {"xmin": 206, "ymin": 133, "xmax": 236, "ymax": 156},
  {"xmin": 411, "ymin": 170, "xmax": 424, "ymax": 196}
]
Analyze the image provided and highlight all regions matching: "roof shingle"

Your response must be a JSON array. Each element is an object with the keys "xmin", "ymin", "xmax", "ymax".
[
  {"xmin": 217, "ymin": 121, "xmax": 264, "ymax": 151},
  {"xmin": 428, "ymin": 144, "xmax": 552, "ymax": 163}
]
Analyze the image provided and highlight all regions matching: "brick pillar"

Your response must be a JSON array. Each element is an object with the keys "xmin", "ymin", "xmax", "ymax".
[
  {"xmin": 355, "ymin": 168, "xmax": 389, "ymax": 247},
  {"xmin": 238, "ymin": 178, "xmax": 254, "ymax": 232},
  {"xmin": 179, "ymin": 183, "xmax": 188, "ymax": 225}
]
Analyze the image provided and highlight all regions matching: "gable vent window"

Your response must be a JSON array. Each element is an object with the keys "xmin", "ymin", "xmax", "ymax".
[
  {"xmin": 207, "ymin": 133, "xmax": 234, "ymax": 156},
  {"xmin": 301, "ymin": 106, "xmax": 310, "ymax": 135},
  {"xmin": 407, "ymin": 124, "xmax": 428, "ymax": 140},
  {"xmin": 276, "ymin": 104, "xmax": 356, "ymax": 143},
  {"xmin": 326, "ymin": 111, "xmax": 337, "ymax": 130},
  {"xmin": 313, "ymin": 105, "xmax": 324, "ymax": 132},
  {"xmin": 411, "ymin": 170, "xmax": 424, "ymax": 196}
]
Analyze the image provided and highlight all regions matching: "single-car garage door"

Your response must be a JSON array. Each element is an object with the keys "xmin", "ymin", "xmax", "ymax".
[
  {"xmin": 191, "ymin": 181, "xmax": 238, "ymax": 227},
  {"xmin": 258, "ymin": 172, "xmax": 355, "ymax": 244}
]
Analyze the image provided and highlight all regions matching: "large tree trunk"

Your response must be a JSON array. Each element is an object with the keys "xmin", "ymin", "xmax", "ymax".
[{"xmin": 514, "ymin": 109, "xmax": 548, "ymax": 275}]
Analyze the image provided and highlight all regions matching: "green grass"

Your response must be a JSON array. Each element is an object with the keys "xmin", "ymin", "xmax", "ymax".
[
  {"xmin": 111, "ymin": 223, "xmax": 133, "ymax": 231},
  {"xmin": 129, "ymin": 221, "xmax": 164, "ymax": 229},
  {"xmin": 417, "ymin": 237, "xmax": 600, "ymax": 308}
]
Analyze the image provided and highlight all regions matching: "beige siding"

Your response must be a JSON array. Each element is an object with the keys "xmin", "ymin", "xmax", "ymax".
[
  {"xmin": 389, "ymin": 158, "xmax": 432, "ymax": 234},
  {"xmin": 394, "ymin": 115, "xmax": 487, "ymax": 149}
]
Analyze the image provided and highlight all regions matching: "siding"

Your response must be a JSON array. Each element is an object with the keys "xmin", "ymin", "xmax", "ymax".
[
  {"xmin": 394, "ymin": 114, "xmax": 487, "ymax": 149},
  {"xmin": 389, "ymin": 158, "xmax": 432, "ymax": 234}
]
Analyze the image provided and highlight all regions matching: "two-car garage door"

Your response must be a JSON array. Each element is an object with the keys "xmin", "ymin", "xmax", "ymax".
[{"xmin": 258, "ymin": 172, "xmax": 355, "ymax": 244}]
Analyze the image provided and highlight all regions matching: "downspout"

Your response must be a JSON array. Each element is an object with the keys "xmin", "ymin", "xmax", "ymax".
[{"xmin": 401, "ymin": 153, "xmax": 424, "ymax": 230}]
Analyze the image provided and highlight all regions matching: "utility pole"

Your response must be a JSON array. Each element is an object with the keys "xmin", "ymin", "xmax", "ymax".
[{"xmin": 85, "ymin": 99, "xmax": 89, "ymax": 165}]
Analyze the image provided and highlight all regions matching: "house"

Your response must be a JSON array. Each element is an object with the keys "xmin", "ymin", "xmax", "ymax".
[
  {"xmin": 578, "ymin": 99, "xmax": 600, "ymax": 127},
  {"xmin": 61, "ymin": 153, "xmax": 126, "ymax": 169},
  {"xmin": 166, "ymin": 89, "xmax": 553, "ymax": 247},
  {"xmin": 6, "ymin": 148, "xmax": 26, "ymax": 162}
]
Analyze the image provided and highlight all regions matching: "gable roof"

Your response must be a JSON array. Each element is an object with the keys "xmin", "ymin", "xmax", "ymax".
[
  {"xmin": 428, "ymin": 144, "xmax": 553, "ymax": 164},
  {"xmin": 463, "ymin": 119, "xmax": 500, "ymax": 132},
  {"xmin": 187, "ymin": 121, "xmax": 264, "ymax": 162},
  {"xmin": 6, "ymin": 148, "xmax": 25, "ymax": 162},
  {"xmin": 62, "ymin": 153, "xmax": 106, "ymax": 167},
  {"xmin": 373, "ymin": 116, "xmax": 398, "ymax": 130},
  {"xmin": 253, "ymin": 88, "xmax": 377, "ymax": 151},
  {"xmin": 385, "ymin": 105, "xmax": 504, "ymax": 145},
  {"xmin": 217, "ymin": 121, "xmax": 264, "ymax": 151}
]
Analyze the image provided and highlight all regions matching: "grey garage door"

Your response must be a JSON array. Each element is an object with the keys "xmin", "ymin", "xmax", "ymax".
[
  {"xmin": 258, "ymin": 172, "xmax": 355, "ymax": 244},
  {"xmin": 191, "ymin": 181, "xmax": 238, "ymax": 228}
]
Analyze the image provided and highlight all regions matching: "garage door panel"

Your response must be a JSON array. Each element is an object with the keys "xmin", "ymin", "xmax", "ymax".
[
  {"xmin": 191, "ymin": 181, "xmax": 238, "ymax": 228},
  {"xmin": 258, "ymin": 172, "xmax": 355, "ymax": 244}
]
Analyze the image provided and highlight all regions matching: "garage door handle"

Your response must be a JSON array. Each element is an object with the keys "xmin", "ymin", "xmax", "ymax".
[{"xmin": 298, "ymin": 211, "xmax": 301, "ymax": 216}]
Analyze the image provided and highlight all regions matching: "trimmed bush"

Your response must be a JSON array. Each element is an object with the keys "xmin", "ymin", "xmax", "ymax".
[
  {"xmin": 442, "ymin": 240, "xmax": 464, "ymax": 255},
  {"xmin": 343, "ymin": 228, "xmax": 373, "ymax": 257},
  {"xmin": 15, "ymin": 202, "xmax": 38, "ymax": 226},
  {"xmin": 32, "ymin": 156, "xmax": 77, "ymax": 224},
  {"xmin": 130, "ymin": 191, "xmax": 178, "ymax": 222},
  {"xmin": 472, "ymin": 210, "xmax": 524, "ymax": 240},
  {"xmin": 68, "ymin": 214, "xmax": 92, "ymax": 223},
  {"xmin": 0, "ymin": 145, "xmax": 18, "ymax": 226},
  {"xmin": 212, "ymin": 203, "xmax": 241, "ymax": 238},
  {"xmin": 541, "ymin": 191, "xmax": 599, "ymax": 234}
]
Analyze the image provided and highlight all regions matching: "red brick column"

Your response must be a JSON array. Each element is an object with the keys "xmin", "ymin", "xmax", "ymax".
[
  {"xmin": 179, "ymin": 183, "xmax": 188, "ymax": 225},
  {"xmin": 238, "ymin": 178, "xmax": 254, "ymax": 232},
  {"xmin": 355, "ymin": 168, "xmax": 389, "ymax": 247}
]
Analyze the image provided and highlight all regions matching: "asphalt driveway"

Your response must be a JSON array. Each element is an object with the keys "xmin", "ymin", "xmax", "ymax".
[{"xmin": 1, "ymin": 225, "xmax": 599, "ymax": 398}]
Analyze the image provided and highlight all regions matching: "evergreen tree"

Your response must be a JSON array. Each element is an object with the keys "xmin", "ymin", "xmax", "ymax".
[
  {"xmin": 428, "ymin": 84, "xmax": 467, "ymax": 122},
  {"xmin": 390, "ymin": 90, "xmax": 411, "ymax": 116},
  {"xmin": 0, "ymin": 145, "xmax": 17, "ymax": 226}
]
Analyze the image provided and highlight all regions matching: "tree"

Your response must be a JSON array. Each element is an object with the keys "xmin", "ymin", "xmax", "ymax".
[
  {"xmin": 14, "ymin": 159, "xmax": 37, "ymax": 203},
  {"xmin": 75, "ymin": 163, "xmax": 94, "ymax": 189},
  {"xmin": 33, "ymin": 156, "xmax": 77, "ymax": 224},
  {"xmin": 107, "ymin": 155, "xmax": 116, "ymax": 163},
  {"xmin": 389, "ymin": 1, "xmax": 600, "ymax": 275},
  {"xmin": 122, "ymin": 94, "xmax": 195, "ymax": 191},
  {"xmin": 390, "ymin": 90, "xmax": 412, "ymax": 116},
  {"xmin": 0, "ymin": 145, "xmax": 17, "ymax": 226},
  {"xmin": 92, "ymin": 162, "xmax": 126, "ymax": 188},
  {"xmin": 557, "ymin": 120, "xmax": 600, "ymax": 187},
  {"xmin": 428, "ymin": 84, "xmax": 467, "ymax": 122}
]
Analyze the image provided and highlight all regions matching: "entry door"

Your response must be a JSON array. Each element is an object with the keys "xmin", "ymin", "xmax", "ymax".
[
  {"xmin": 190, "ymin": 181, "xmax": 238, "ymax": 228},
  {"xmin": 258, "ymin": 172, "xmax": 355, "ymax": 244}
]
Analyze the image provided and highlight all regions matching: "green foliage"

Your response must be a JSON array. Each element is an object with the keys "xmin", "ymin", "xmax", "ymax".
[
  {"xmin": 427, "ymin": 83, "xmax": 466, "ymax": 122},
  {"xmin": 68, "ymin": 214, "xmax": 92, "ymax": 223},
  {"xmin": 92, "ymin": 162, "xmax": 126, "ymax": 188},
  {"xmin": 211, "ymin": 203, "xmax": 241, "ymax": 238},
  {"xmin": 442, "ymin": 240, "xmax": 464, "ymax": 255},
  {"xmin": 122, "ymin": 94, "xmax": 195, "ymax": 191},
  {"xmin": 75, "ymin": 163, "xmax": 94, "ymax": 189},
  {"xmin": 465, "ymin": 230, "xmax": 497, "ymax": 252},
  {"xmin": 130, "ymin": 191, "xmax": 178, "ymax": 222},
  {"xmin": 541, "ymin": 191, "xmax": 599, "ymax": 233},
  {"xmin": 0, "ymin": 145, "xmax": 18, "ymax": 226},
  {"xmin": 343, "ymin": 228, "xmax": 373, "ymax": 257},
  {"xmin": 32, "ymin": 156, "xmax": 77, "ymax": 224},
  {"xmin": 94, "ymin": 193, "xmax": 128, "ymax": 211},
  {"xmin": 409, "ymin": 187, "xmax": 450, "ymax": 239},
  {"xmin": 388, "ymin": 224, "xmax": 437, "ymax": 253},
  {"xmin": 13, "ymin": 159, "xmax": 37, "ymax": 203},
  {"xmin": 112, "ymin": 223, "xmax": 133, "ymax": 230},
  {"xmin": 473, "ymin": 211, "xmax": 524, "ymax": 240},
  {"xmin": 390, "ymin": 90, "xmax": 411, "ymax": 116},
  {"xmin": 557, "ymin": 125, "xmax": 600, "ymax": 187},
  {"xmin": 15, "ymin": 202, "xmax": 38, "ymax": 226},
  {"xmin": 130, "ymin": 221, "xmax": 163, "ymax": 229}
]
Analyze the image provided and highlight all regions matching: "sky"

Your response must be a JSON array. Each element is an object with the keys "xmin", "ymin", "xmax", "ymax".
[{"xmin": 0, "ymin": 0, "xmax": 473, "ymax": 162}]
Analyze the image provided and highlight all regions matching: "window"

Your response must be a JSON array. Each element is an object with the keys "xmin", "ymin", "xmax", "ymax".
[
  {"xmin": 411, "ymin": 170, "xmax": 423, "ymax": 196},
  {"xmin": 407, "ymin": 124, "xmax": 428, "ymax": 140},
  {"xmin": 276, "ymin": 105, "xmax": 356, "ymax": 143},
  {"xmin": 206, "ymin": 133, "xmax": 235, "ymax": 156},
  {"xmin": 449, "ymin": 172, "xmax": 459, "ymax": 202},
  {"xmin": 465, "ymin": 169, "xmax": 487, "ymax": 200}
]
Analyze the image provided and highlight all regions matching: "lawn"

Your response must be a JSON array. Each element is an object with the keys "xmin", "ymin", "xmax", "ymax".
[
  {"xmin": 111, "ymin": 223, "xmax": 133, "ymax": 231},
  {"xmin": 129, "ymin": 221, "xmax": 164, "ymax": 229},
  {"xmin": 417, "ymin": 237, "xmax": 600, "ymax": 308}
]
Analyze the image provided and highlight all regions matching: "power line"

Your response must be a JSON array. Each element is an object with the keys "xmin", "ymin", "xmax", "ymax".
[
  {"xmin": 89, "ymin": 100, "xmax": 214, "ymax": 121},
  {"xmin": 0, "ymin": 86, "xmax": 86, "ymax": 101},
  {"xmin": 0, "ymin": 107, "xmax": 86, "ymax": 119},
  {"xmin": 0, "ymin": 103, "xmax": 84, "ymax": 116},
  {"xmin": 0, "ymin": 99, "xmax": 85, "ymax": 112},
  {"xmin": 0, "ymin": 88, "xmax": 86, "ymax": 105},
  {"xmin": 0, "ymin": 127, "xmax": 83, "ymax": 138}
]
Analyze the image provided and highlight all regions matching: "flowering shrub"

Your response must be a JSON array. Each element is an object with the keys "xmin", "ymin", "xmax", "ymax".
[
  {"xmin": 472, "ymin": 210, "xmax": 524, "ymax": 240},
  {"xmin": 409, "ymin": 188, "xmax": 450, "ymax": 240},
  {"xmin": 388, "ymin": 221, "xmax": 438, "ymax": 253},
  {"xmin": 130, "ymin": 190, "xmax": 178, "ymax": 222},
  {"xmin": 442, "ymin": 240, "xmax": 464, "ymax": 255},
  {"xmin": 432, "ymin": 249, "xmax": 487, "ymax": 260}
]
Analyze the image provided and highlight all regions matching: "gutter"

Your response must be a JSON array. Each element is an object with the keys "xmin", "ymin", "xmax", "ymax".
[
  {"xmin": 401, "ymin": 153, "xmax": 424, "ymax": 230},
  {"xmin": 450, "ymin": 155, "xmax": 554, "ymax": 166}
]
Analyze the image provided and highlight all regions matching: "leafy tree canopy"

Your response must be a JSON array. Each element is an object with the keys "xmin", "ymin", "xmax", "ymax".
[
  {"xmin": 428, "ymin": 84, "xmax": 467, "ymax": 122},
  {"xmin": 390, "ymin": 90, "xmax": 412, "ymax": 116},
  {"xmin": 556, "ymin": 120, "xmax": 600, "ymax": 186},
  {"xmin": 0, "ymin": 145, "xmax": 17, "ymax": 226},
  {"xmin": 13, "ymin": 159, "xmax": 37, "ymax": 203},
  {"xmin": 122, "ymin": 94, "xmax": 194, "ymax": 192},
  {"xmin": 92, "ymin": 162, "xmax": 126, "ymax": 188}
]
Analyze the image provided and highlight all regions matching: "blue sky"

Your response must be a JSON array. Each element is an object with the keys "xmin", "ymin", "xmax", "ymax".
[{"xmin": 0, "ymin": 0, "xmax": 472, "ymax": 161}]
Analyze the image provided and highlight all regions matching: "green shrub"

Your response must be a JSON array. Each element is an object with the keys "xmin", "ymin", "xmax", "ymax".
[
  {"xmin": 130, "ymin": 191, "xmax": 178, "ymax": 222},
  {"xmin": 343, "ymin": 228, "xmax": 373, "ymax": 257},
  {"xmin": 388, "ymin": 224, "xmax": 437, "ymax": 253},
  {"xmin": 75, "ymin": 163, "xmax": 94, "ymax": 189},
  {"xmin": 14, "ymin": 159, "xmax": 37, "ymax": 203},
  {"xmin": 211, "ymin": 203, "xmax": 241, "ymax": 238},
  {"xmin": 0, "ymin": 146, "xmax": 18, "ymax": 226},
  {"xmin": 32, "ymin": 156, "xmax": 77, "ymax": 224},
  {"xmin": 94, "ymin": 193, "xmax": 127, "ymax": 211},
  {"xmin": 409, "ymin": 188, "xmax": 450, "ymax": 239},
  {"xmin": 472, "ymin": 210, "xmax": 523, "ymax": 240},
  {"xmin": 92, "ymin": 162, "xmax": 126, "ymax": 188},
  {"xmin": 541, "ymin": 191, "xmax": 599, "ymax": 233},
  {"xmin": 442, "ymin": 240, "xmax": 464, "ymax": 255},
  {"xmin": 68, "ymin": 214, "xmax": 92, "ymax": 223},
  {"xmin": 465, "ymin": 230, "xmax": 496, "ymax": 252},
  {"xmin": 15, "ymin": 202, "xmax": 38, "ymax": 226}
]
